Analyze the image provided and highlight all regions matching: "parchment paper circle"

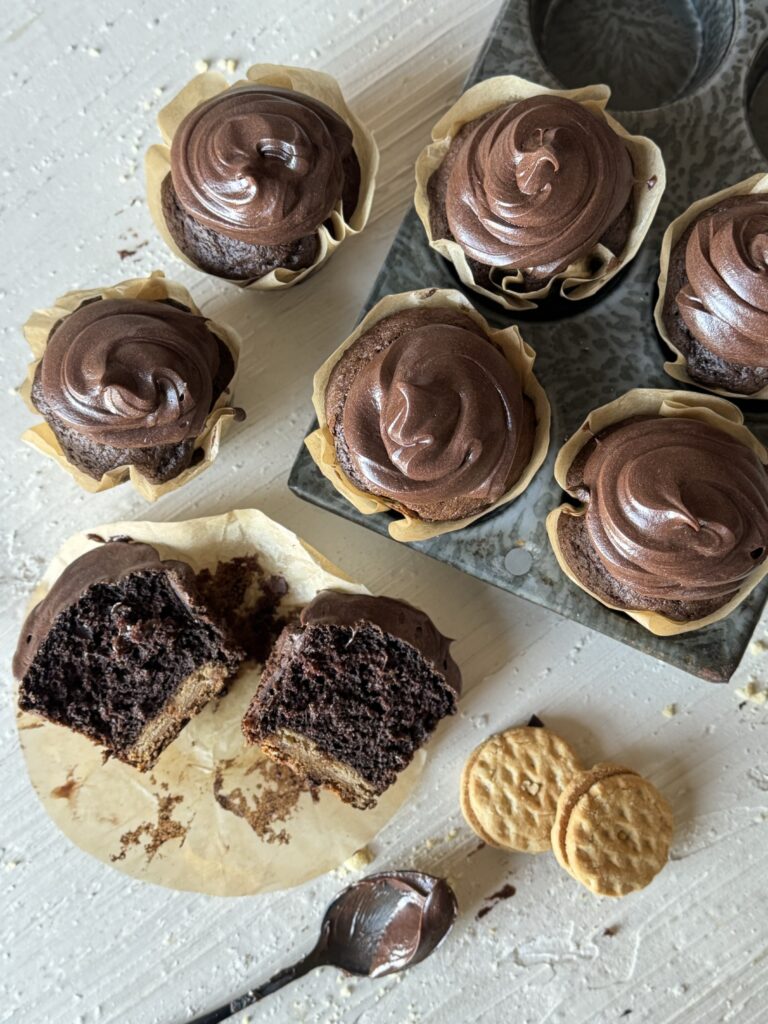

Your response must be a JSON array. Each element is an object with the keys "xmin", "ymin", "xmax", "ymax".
[{"xmin": 16, "ymin": 509, "xmax": 426, "ymax": 895}]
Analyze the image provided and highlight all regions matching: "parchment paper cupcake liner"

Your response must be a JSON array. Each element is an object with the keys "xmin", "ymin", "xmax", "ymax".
[
  {"xmin": 146, "ymin": 64, "xmax": 379, "ymax": 289},
  {"xmin": 18, "ymin": 271, "xmax": 242, "ymax": 502},
  {"xmin": 414, "ymin": 77, "xmax": 666, "ymax": 311},
  {"xmin": 16, "ymin": 509, "xmax": 427, "ymax": 896},
  {"xmin": 306, "ymin": 287, "xmax": 551, "ymax": 541},
  {"xmin": 655, "ymin": 172, "xmax": 768, "ymax": 398},
  {"xmin": 546, "ymin": 389, "xmax": 768, "ymax": 636}
]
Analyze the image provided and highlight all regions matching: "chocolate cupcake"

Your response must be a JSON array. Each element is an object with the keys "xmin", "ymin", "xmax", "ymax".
[
  {"xmin": 14, "ymin": 539, "xmax": 243, "ymax": 771},
  {"xmin": 547, "ymin": 390, "xmax": 768, "ymax": 635},
  {"xmin": 656, "ymin": 173, "xmax": 768, "ymax": 397},
  {"xmin": 242, "ymin": 590, "xmax": 460, "ymax": 809},
  {"xmin": 146, "ymin": 65, "xmax": 378, "ymax": 288},
  {"xmin": 19, "ymin": 273, "xmax": 242, "ymax": 499},
  {"xmin": 415, "ymin": 78, "xmax": 664, "ymax": 310},
  {"xmin": 306, "ymin": 288, "xmax": 550, "ymax": 541}
]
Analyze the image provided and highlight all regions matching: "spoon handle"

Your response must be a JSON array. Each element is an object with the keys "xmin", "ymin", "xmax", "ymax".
[{"xmin": 187, "ymin": 949, "xmax": 324, "ymax": 1024}]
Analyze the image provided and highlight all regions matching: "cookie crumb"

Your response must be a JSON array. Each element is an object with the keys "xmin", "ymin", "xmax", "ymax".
[
  {"xmin": 735, "ymin": 680, "xmax": 766, "ymax": 704},
  {"xmin": 749, "ymin": 639, "xmax": 767, "ymax": 656},
  {"xmin": 661, "ymin": 704, "xmax": 677, "ymax": 718},
  {"xmin": 343, "ymin": 847, "xmax": 373, "ymax": 872},
  {"xmin": 194, "ymin": 58, "xmax": 210, "ymax": 73}
]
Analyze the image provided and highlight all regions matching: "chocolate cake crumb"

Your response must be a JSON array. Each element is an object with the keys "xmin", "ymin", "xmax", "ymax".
[
  {"xmin": 112, "ymin": 791, "xmax": 187, "ymax": 862},
  {"xmin": 196, "ymin": 556, "xmax": 288, "ymax": 663},
  {"xmin": 212, "ymin": 759, "xmax": 311, "ymax": 845}
]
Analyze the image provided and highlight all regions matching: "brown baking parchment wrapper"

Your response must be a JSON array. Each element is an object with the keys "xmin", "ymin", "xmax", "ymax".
[
  {"xmin": 305, "ymin": 287, "xmax": 551, "ymax": 541},
  {"xmin": 414, "ymin": 77, "xmax": 666, "ymax": 311},
  {"xmin": 146, "ymin": 64, "xmax": 379, "ymax": 289},
  {"xmin": 546, "ymin": 389, "xmax": 768, "ymax": 636},
  {"xmin": 16, "ymin": 509, "xmax": 427, "ymax": 896},
  {"xmin": 18, "ymin": 271, "xmax": 242, "ymax": 502},
  {"xmin": 655, "ymin": 172, "xmax": 768, "ymax": 398}
]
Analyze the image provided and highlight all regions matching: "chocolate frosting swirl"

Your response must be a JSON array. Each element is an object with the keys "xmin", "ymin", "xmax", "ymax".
[
  {"xmin": 575, "ymin": 417, "xmax": 768, "ymax": 603},
  {"xmin": 170, "ymin": 85, "xmax": 354, "ymax": 245},
  {"xmin": 38, "ymin": 297, "xmax": 224, "ymax": 446},
  {"xmin": 302, "ymin": 590, "xmax": 461, "ymax": 693},
  {"xmin": 341, "ymin": 323, "xmax": 529, "ymax": 510},
  {"xmin": 677, "ymin": 199, "xmax": 768, "ymax": 367},
  {"xmin": 444, "ymin": 95, "xmax": 633, "ymax": 272},
  {"xmin": 13, "ymin": 540, "xmax": 194, "ymax": 680}
]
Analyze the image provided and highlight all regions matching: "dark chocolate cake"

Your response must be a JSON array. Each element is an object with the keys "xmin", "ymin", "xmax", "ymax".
[
  {"xmin": 242, "ymin": 591, "xmax": 461, "ymax": 809},
  {"xmin": 14, "ymin": 540, "xmax": 243, "ymax": 770},
  {"xmin": 31, "ymin": 295, "xmax": 237, "ymax": 483},
  {"xmin": 163, "ymin": 85, "xmax": 361, "ymax": 281}
]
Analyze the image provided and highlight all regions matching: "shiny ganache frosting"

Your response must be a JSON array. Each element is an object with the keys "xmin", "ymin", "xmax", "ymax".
[
  {"xmin": 321, "ymin": 872, "xmax": 457, "ymax": 978},
  {"xmin": 573, "ymin": 417, "xmax": 768, "ymax": 603},
  {"xmin": 302, "ymin": 590, "xmax": 461, "ymax": 693},
  {"xmin": 341, "ymin": 322, "xmax": 529, "ymax": 511},
  {"xmin": 444, "ymin": 95, "xmax": 633, "ymax": 272},
  {"xmin": 38, "ymin": 297, "xmax": 224, "ymax": 446},
  {"xmin": 170, "ymin": 85, "xmax": 354, "ymax": 245},
  {"xmin": 676, "ymin": 198, "xmax": 768, "ymax": 366},
  {"xmin": 13, "ymin": 540, "xmax": 194, "ymax": 679}
]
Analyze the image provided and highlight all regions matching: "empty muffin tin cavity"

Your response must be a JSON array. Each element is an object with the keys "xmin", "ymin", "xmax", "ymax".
[{"xmin": 529, "ymin": 0, "xmax": 735, "ymax": 111}]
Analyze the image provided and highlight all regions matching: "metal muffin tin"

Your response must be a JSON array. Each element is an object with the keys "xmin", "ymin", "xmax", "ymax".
[{"xmin": 290, "ymin": 0, "xmax": 768, "ymax": 681}]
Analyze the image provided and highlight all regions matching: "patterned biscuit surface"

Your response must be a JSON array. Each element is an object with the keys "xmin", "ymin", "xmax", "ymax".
[
  {"xmin": 551, "ymin": 762, "xmax": 635, "ymax": 874},
  {"xmin": 460, "ymin": 727, "xmax": 582, "ymax": 852},
  {"xmin": 564, "ymin": 771, "xmax": 673, "ymax": 896}
]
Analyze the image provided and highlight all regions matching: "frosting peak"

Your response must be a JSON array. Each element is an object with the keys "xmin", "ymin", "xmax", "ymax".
[
  {"xmin": 170, "ymin": 85, "xmax": 354, "ymax": 245},
  {"xmin": 444, "ymin": 95, "xmax": 633, "ymax": 273},
  {"xmin": 576, "ymin": 417, "xmax": 768, "ymax": 603},
  {"xmin": 677, "ymin": 198, "xmax": 768, "ymax": 367},
  {"xmin": 38, "ymin": 297, "xmax": 224, "ymax": 447},
  {"xmin": 341, "ymin": 322, "xmax": 529, "ymax": 512}
]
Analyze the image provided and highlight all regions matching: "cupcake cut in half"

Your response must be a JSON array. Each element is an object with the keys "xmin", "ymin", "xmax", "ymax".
[
  {"xmin": 147, "ymin": 65, "xmax": 378, "ymax": 287},
  {"xmin": 20, "ymin": 273, "xmax": 242, "ymax": 498},
  {"xmin": 547, "ymin": 390, "xmax": 768, "ymax": 635},
  {"xmin": 242, "ymin": 591, "xmax": 461, "ymax": 809},
  {"xmin": 14, "ymin": 540, "xmax": 244, "ymax": 771},
  {"xmin": 657, "ymin": 173, "xmax": 768, "ymax": 397},
  {"xmin": 415, "ymin": 77, "xmax": 664, "ymax": 310},
  {"xmin": 306, "ymin": 288, "xmax": 550, "ymax": 541}
]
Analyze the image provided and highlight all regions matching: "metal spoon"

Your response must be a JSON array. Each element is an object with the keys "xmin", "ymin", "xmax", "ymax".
[{"xmin": 188, "ymin": 870, "xmax": 458, "ymax": 1024}]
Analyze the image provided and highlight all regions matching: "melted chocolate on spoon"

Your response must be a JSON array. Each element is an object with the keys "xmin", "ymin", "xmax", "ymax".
[{"xmin": 187, "ymin": 871, "xmax": 457, "ymax": 1024}]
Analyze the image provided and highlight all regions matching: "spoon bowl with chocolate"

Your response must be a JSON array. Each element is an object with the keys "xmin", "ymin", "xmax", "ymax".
[{"xmin": 187, "ymin": 871, "xmax": 457, "ymax": 1024}]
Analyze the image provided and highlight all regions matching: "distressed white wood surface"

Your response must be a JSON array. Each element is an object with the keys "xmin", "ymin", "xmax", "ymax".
[{"xmin": 1, "ymin": 2, "xmax": 767, "ymax": 1022}]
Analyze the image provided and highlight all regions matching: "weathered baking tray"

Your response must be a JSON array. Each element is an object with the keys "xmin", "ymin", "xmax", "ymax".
[{"xmin": 290, "ymin": 0, "xmax": 768, "ymax": 681}]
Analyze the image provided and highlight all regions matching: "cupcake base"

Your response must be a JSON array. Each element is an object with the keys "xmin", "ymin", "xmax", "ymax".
[{"xmin": 661, "ymin": 195, "xmax": 768, "ymax": 396}]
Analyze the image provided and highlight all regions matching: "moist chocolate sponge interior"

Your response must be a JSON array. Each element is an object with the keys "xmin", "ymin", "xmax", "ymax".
[
  {"xmin": 243, "ymin": 619, "xmax": 457, "ymax": 804},
  {"xmin": 18, "ymin": 568, "xmax": 241, "ymax": 765}
]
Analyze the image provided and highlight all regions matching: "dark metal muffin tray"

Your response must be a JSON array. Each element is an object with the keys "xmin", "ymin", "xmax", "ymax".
[{"xmin": 290, "ymin": 0, "xmax": 768, "ymax": 681}]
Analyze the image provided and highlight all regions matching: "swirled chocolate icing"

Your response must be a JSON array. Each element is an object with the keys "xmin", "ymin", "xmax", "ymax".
[
  {"xmin": 339, "ymin": 320, "xmax": 532, "ymax": 516},
  {"xmin": 170, "ymin": 85, "xmax": 354, "ymax": 245},
  {"xmin": 444, "ymin": 95, "xmax": 633, "ymax": 273},
  {"xmin": 676, "ymin": 198, "xmax": 768, "ymax": 367},
  {"xmin": 37, "ymin": 297, "xmax": 225, "ymax": 446},
  {"xmin": 571, "ymin": 417, "xmax": 768, "ymax": 605}
]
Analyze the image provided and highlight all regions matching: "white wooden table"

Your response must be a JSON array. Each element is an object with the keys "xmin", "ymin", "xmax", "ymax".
[{"xmin": 2, "ymin": 2, "xmax": 767, "ymax": 1022}]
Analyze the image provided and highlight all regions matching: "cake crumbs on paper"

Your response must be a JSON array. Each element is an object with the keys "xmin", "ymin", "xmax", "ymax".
[
  {"xmin": 194, "ymin": 58, "xmax": 210, "ymax": 73},
  {"xmin": 661, "ymin": 704, "xmax": 678, "ymax": 718}
]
